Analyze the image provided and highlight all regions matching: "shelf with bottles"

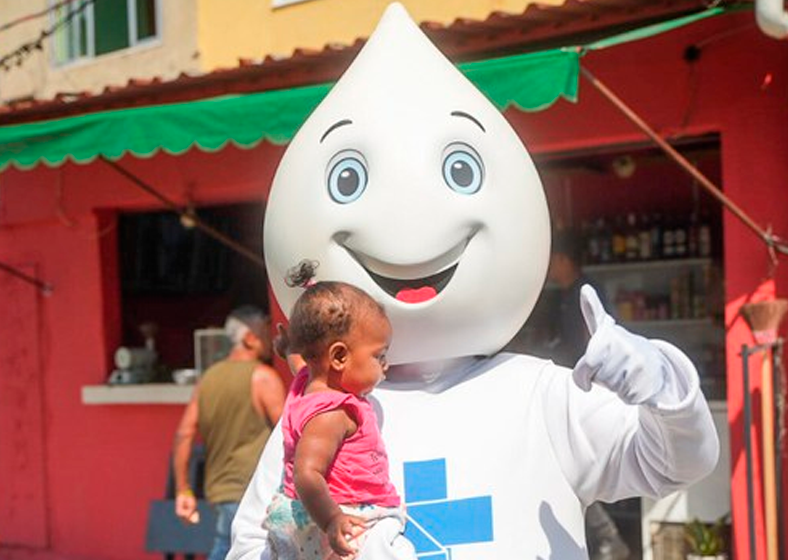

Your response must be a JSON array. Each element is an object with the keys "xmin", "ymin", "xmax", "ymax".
[
  {"xmin": 584, "ymin": 257, "xmax": 713, "ymax": 275},
  {"xmin": 585, "ymin": 261, "xmax": 723, "ymax": 327},
  {"xmin": 620, "ymin": 317, "xmax": 717, "ymax": 330},
  {"xmin": 581, "ymin": 210, "xmax": 715, "ymax": 267}
]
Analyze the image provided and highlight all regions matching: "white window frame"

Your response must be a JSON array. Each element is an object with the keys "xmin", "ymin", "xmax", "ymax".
[
  {"xmin": 272, "ymin": 0, "xmax": 318, "ymax": 9},
  {"xmin": 128, "ymin": 0, "xmax": 161, "ymax": 47},
  {"xmin": 50, "ymin": 0, "xmax": 161, "ymax": 66}
]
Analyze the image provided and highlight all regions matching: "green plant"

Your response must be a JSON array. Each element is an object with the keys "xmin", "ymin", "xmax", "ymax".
[{"xmin": 684, "ymin": 514, "xmax": 730, "ymax": 556}]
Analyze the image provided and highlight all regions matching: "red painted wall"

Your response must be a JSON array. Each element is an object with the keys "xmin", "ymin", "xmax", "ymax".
[
  {"xmin": 0, "ymin": 10, "xmax": 785, "ymax": 560},
  {"xmin": 510, "ymin": 13, "xmax": 788, "ymax": 560},
  {"xmin": 0, "ymin": 143, "xmax": 284, "ymax": 560}
]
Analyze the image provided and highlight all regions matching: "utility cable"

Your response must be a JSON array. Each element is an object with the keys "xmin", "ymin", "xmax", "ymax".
[
  {"xmin": 0, "ymin": 0, "xmax": 94, "ymax": 72},
  {"xmin": 0, "ymin": 0, "xmax": 77, "ymax": 34}
]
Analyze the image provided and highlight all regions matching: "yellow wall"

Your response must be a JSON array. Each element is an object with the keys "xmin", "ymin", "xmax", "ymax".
[
  {"xmin": 0, "ymin": 0, "xmax": 51, "ymax": 102},
  {"xmin": 0, "ymin": 0, "xmax": 563, "ymax": 103},
  {"xmin": 196, "ymin": 0, "xmax": 565, "ymax": 71}
]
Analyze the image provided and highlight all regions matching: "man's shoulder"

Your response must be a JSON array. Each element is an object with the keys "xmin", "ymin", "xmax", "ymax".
[
  {"xmin": 200, "ymin": 359, "xmax": 232, "ymax": 379},
  {"xmin": 251, "ymin": 362, "xmax": 280, "ymax": 381},
  {"xmin": 200, "ymin": 359, "xmax": 258, "ymax": 384}
]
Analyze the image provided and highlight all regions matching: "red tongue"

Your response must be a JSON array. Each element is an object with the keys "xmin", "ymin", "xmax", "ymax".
[{"xmin": 396, "ymin": 286, "xmax": 438, "ymax": 304}]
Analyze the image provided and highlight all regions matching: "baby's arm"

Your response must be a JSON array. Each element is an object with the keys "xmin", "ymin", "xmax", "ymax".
[{"xmin": 294, "ymin": 409, "xmax": 366, "ymax": 557}]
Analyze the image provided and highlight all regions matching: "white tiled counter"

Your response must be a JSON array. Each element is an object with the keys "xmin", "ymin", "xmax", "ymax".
[{"xmin": 81, "ymin": 383, "xmax": 194, "ymax": 405}]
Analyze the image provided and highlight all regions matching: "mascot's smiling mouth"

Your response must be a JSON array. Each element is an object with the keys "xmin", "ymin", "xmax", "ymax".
[
  {"xmin": 339, "ymin": 234, "xmax": 473, "ymax": 304},
  {"xmin": 366, "ymin": 265, "xmax": 458, "ymax": 303}
]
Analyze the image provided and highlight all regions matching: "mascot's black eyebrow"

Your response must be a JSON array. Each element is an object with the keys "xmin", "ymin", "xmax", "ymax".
[
  {"xmin": 450, "ymin": 110, "xmax": 486, "ymax": 132},
  {"xmin": 320, "ymin": 119, "xmax": 353, "ymax": 143}
]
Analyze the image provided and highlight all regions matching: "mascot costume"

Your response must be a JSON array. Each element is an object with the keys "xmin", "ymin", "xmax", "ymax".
[{"xmin": 228, "ymin": 4, "xmax": 719, "ymax": 559}]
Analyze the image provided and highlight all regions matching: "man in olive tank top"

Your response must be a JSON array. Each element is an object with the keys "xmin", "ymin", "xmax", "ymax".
[{"xmin": 173, "ymin": 306, "xmax": 286, "ymax": 560}]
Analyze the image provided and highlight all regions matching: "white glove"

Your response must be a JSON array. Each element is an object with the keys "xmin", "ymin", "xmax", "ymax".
[{"xmin": 572, "ymin": 284, "xmax": 670, "ymax": 406}]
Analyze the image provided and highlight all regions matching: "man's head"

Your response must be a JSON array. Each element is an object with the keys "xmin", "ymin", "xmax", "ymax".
[
  {"xmin": 548, "ymin": 229, "xmax": 584, "ymax": 289},
  {"xmin": 224, "ymin": 305, "xmax": 271, "ymax": 361}
]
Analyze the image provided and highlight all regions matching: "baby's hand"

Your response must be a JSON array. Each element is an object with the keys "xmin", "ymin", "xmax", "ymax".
[{"xmin": 325, "ymin": 512, "xmax": 366, "ymax": 558}]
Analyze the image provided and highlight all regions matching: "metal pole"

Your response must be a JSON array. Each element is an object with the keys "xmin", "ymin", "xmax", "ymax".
[
  {"xmin": 743, "ymin": 344, "xmax": 758, "ymax": 560},
  {"xmin": 774, "ymin": 339, "xmax": 785, "ymax": 560},
  {"xmin": 99, "ymin": 156, "xmax": 266, "ymax": 269},
  {"xmin": 0, "ymin": 260, "xmax": 53, "ymax": 295}
]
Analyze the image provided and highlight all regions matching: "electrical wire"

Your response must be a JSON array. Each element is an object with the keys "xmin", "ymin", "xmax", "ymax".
[
  {"xmin": 0, "ymin": 0, "xmax": 77, "ymax": 34},
  {"xmin": 0, "ymin": 0, "xmax": 94, "ymax": 73}
]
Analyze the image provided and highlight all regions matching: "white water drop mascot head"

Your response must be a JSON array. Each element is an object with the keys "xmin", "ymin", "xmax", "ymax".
[
  {"xmin": 231, "ymin": 4, "xmax": 718, "ymax": 560},
  {"xmin": 263, "ymin": 6, "xmax": 549, "ymax": 368}
]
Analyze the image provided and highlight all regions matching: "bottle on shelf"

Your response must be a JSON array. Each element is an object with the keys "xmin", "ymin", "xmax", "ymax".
[
  {"xmin": 698, "ymin": 212, "xmax": 712, "ymax": 258},
  {"xmin": 650, "ymin": 212, "xmax": 663, "ymax": 260},
  {"xmin": 680, "ymin": 271, "xmax": 693, "ymax": 318},
  {"xmin": 688, "ymin": 212, "xmax": 699, "ymax": 258},
  {"xmin": 662, "ymin": 215, "xmax": 676, "ymax": 259},
  {"xmin": 615, "ymin": 289, "xmax": 634, "ymax": 322},
  {"xmin": 674, "ymin": 216, "xmax": 688, "ymax": 258},
  {"xmin": 656, "ymin": 295, "xmax": 670, "ymax": 321},
  {"xmin": 638, "ymin": 213, "xmax": 652, "ymax": 261},
  {"xmin": 598, "ymin": 218, "xmax": 613, "ymax": 263},
  {"xmin": 583, "ymin": 219, "xmax": 600, "ymax": 265},
  {"xmin": 670, "ymin": 276, "xmax": 681, "ymax": 319},
  {"xmin": 612, "ymin": 215, "xmax": 627, "ymax": 262},
  {"xmin": 625, "ymin": 213, "xmax": 639, "ymax": 261}
]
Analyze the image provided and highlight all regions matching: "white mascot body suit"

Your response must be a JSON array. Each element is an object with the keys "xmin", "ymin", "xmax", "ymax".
[{"xmin": 229, "ymin": 4, "xmax": 719, "ymax": 559}]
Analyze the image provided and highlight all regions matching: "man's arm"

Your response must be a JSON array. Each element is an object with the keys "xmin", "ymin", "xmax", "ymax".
[
  {"xmin": 273, "ymin": 322, "xmax": 308, "ymax": 376},
  {"xmin": 285, "ymin": 354, "xmax": 307, "ymax": 375},
  {"xmin": 252, "ymin": 364, "xmax": 286, "ymax": 424},
  {"xmin": 173, "ymin": 386, "xmax": 200, "ymax": 523}
]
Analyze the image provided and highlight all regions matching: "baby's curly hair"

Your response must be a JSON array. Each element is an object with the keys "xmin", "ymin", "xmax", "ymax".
[
  {"xmin": 285, "ymin": 259, "xmax": 319, "ymax": 288},
  {"xmin": 288, "ymin": 281, "xmax": 386, "ymax": 360}
]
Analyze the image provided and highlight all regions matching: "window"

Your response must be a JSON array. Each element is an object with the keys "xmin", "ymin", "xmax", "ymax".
[
  {"xmin": 52, "ymin": 0, "xmax": 159, "ymax": 65},
  {"xmin": 116, "ymin": 203, "xmax": 270, "ymax": 370}
]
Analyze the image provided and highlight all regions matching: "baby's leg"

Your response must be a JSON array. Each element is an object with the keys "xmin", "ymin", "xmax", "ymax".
[
  {"xmin": 263, "ymin": 493, "xmax": 326, "ymax": 560},
  {"xmin": 343, "ymin": 507, "xmax": 416, "ymax": 560}
]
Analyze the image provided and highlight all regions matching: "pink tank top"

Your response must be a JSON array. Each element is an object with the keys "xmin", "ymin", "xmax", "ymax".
[{"xmin": 281, "ymin": 368, "xmax": 400, "ymax": 507}]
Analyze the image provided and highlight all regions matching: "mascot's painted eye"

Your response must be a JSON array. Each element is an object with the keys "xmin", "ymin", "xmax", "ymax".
[
  {"xmin": 442, "ymin": 144, "xmax": 484, "ymax": 195},
  {"xmin": 327, "ymin": 152, "xmax": 368, "ymax": 204}
]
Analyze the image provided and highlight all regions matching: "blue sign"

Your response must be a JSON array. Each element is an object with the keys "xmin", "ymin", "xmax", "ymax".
[{"xmin": 403, "ymin": 459, "xmax": 494, "ymax": 559}]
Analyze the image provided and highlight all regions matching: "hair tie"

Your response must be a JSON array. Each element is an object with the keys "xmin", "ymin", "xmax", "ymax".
[{"xmin": 285, "ymin": 259, "xmax": 319, "ymax": 288}]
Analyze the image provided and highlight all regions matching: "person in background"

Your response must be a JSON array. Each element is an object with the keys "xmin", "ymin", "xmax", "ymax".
[
  {"xmin": 547, "ymin": 228, "xmax": 605, "ymax": 368},
  {"xmin": 173, "ymin": 305, "xmax": 287, "ymax": 560},
  {"xmin": 547, "ymin": 229, "xmax": 630, "ymax": 560}
]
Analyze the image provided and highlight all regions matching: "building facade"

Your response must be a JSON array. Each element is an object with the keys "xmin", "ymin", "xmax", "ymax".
[{"xmin": 1, "ymin": 1, "xmax": 786, "ymax": 559}]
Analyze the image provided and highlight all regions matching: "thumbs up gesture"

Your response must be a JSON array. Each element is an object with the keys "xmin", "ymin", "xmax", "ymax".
[{"xmin": 572, "ymin": 284, "xmax": 670, "ymax": 406}]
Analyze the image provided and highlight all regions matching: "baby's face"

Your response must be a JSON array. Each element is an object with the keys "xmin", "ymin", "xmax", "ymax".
[{"xmin": 340, "ymin": 313, "xmax": 391, "ymax": 397}]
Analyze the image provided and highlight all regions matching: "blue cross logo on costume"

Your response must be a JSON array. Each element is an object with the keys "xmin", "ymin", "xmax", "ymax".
[{"xmin": 403, "ymin": 459, "xmax": 494, "ymax": 559}]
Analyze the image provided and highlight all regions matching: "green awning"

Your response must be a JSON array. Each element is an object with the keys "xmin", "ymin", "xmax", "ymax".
[
  {"xmin": 0, "ymin": 4, "xmax": 744, "ymax": 172},
  {"xmin": 0, "ymin": 48, "xmax": 578, "ymax": 171}
]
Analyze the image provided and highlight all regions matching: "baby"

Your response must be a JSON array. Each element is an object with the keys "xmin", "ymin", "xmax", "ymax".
[{"xmin": 264, "ymin": 280, "xmax": 416, "ymax": 560}]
